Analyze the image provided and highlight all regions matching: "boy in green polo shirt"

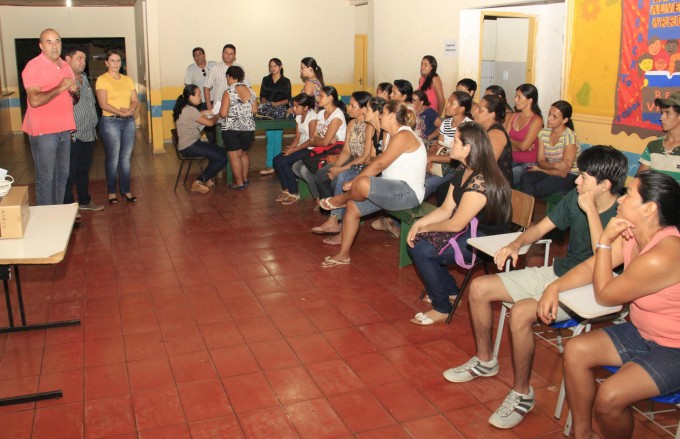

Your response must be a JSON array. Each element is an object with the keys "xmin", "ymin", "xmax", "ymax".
[{"xmin": 638, "ymin": 91, "xmax": 680, "ymax": 183}]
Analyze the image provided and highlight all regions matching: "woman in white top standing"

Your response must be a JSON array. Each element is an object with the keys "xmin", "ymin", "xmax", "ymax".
[
  {"xmin": 218, "ymin": 65, "xmax": 257, "ymax": 190},
  {"xmin": 292, "ymin": 86, "xmax": 347, "ymax": 202},
  {"xmin": 318, "ymin": 100, "xmax": 427, "ymax": 267},
  {"xmin": 272, "ymin": 93, "xmax": 317, "ymax": 204}
]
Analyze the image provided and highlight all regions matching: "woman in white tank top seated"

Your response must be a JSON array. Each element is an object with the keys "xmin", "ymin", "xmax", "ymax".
[{"xmin": 319, "ymin": 100, "xmax": 427, "ymax": 267}]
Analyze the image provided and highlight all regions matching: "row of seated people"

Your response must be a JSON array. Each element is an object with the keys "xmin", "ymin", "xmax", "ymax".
[
  {"xmin": 266, "ymin": 84, "xmax": 680, "ymax": 434},
  {"xmin": 171, "ymin": 58, "xmax": 680, "ymax": 435}
]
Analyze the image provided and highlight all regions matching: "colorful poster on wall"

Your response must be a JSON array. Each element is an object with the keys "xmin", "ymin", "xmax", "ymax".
[{"xmin": 613, "ymin": 0, "xmax": 680, "ymax": 137}]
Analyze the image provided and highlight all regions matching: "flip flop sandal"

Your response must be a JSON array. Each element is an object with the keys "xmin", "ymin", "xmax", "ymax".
[
  {"xmin": 322, "ymin": 236, "xmax": 342, "ymax": 245},
  {"xmin": 319, "ymin": 197, "xmax": 346, "ymax": 211},
  {"xmin": 410, "ymin": 312, "xmax": 445, "ymax": 325},
  {"xmin": 321, "ymin": 256, "xmax": 350, "ymax": 268}
]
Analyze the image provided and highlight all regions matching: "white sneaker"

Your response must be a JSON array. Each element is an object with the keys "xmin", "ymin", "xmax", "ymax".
[
  {"xmin": 443, "ymin": 356, "xmax": 499, "ymax": 383},
  {"xmin": 488, "ymin": 387, "xmax": 535, "ymax": 429}
]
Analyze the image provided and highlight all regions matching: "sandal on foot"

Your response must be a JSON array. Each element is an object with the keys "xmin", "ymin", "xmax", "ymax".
[
  {"xmin": 282, "ymin": 194, "xmax": 300, "ymax": 205},
  {"xmin": 311, "ymin": 225, "xmax": 341, "ymax": 235},
  {"xmin": 275, "ymin": 192, "xmax": 290, "ymax": 202},
  {"xmin": 410, "ymin": 311, "xmax": 447, "ymax": 326},
  {"xmin": 321, "ymin": 256, "xmax": 350, "ymax": 268},
  {"xmin": 319, "ymin": 197, "xmax": 346, "ymax": 211},
  {"xmin": 322, "ymin": 236, "xmax": 342, "ymax": 245}
]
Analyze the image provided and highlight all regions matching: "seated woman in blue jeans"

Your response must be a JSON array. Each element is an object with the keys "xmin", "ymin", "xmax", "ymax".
[
  {"xmin": 519, "ymin": 100, "xmax": 580, "ymax": 198},
  {"xmin": 272, "ymin": 93, "xmax": 318, "ymax": 204},
  {"xmin": 407, "ymin": 122, "xmax": 511, "ymax": 325},
  {"xmin": 172, "ymin": 85, "xmax": 227, "ymax": 194},
  {"xmin": 317, "ymin": 100, "xmax": 427, "ymax": 267}
]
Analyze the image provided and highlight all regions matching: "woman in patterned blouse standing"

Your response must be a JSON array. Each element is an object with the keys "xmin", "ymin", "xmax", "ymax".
[{"xmin": 219, "ymin": 66, "xmax": 257, "ymax": 190}]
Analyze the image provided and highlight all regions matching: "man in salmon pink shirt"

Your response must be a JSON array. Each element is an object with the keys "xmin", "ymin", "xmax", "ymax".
[{"xmin": 22, "ymin": 28, "xmax": 78, "ymax": 205}]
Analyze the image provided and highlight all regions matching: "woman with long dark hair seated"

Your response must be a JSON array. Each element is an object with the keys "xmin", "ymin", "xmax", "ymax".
[
  {"xmin": 407, "ymin": 122, "xmax": 512, "ymax": 325},
  {"xmin": 172, "ymin": 84, "xmax": 227, "ymax": 193},
  {"xmin": 538, "ymin": 171, "xmax": 680, "ymax": 439}
]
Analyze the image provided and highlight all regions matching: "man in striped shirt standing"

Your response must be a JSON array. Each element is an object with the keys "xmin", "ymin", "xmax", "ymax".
[{"xmin": 64, "ymin": 46, "xmax": 104, "ymax": 212}]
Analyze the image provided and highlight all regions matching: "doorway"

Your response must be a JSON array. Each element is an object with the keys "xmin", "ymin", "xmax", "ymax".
[
  {"xmin": 14, "ymin": 37, "xmax": 126, "ymax": 117},
  {"xmin": 479, "ymin": 14, "xmax": 536, "ymax": 96}
]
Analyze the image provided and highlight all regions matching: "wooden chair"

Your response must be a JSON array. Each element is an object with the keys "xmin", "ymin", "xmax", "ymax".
[
  {"xmin": 171, "ymin": 129, "xmax": 206, "ymax": 192},
  {"xmin": 419, "ymin": 189, "xmax": 549, "ymax": 324}
]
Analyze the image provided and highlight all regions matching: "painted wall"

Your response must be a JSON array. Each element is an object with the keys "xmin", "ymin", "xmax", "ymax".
[
  {"xmin": 149, "ymin": 0, "xmax": 356, "ymax": 142},
  {"xmin": 0, "ymin": 5, "xmax": 138, "ymax": 133}
]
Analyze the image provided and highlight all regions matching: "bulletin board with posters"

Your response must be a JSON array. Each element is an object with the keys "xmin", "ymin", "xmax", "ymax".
[
  {"xmin": 612, "ymin": 0, "xmax": 680, "ymax": 137},
  {"xmin": 566, "ymin": 0, "xmax": 680, "ymax": 138}
]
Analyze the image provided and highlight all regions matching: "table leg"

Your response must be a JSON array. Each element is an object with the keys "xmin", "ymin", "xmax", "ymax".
[
  {"xmin": 0, "ymin": 265, "xmax": 81, "ymax": 333},
  {"xmin": 0, "ymin": 390, "xmax": 63, "ymax": 406},
  {"xmin": 1, "ymin": 265, "xmax": 15, "ymax": 327}
]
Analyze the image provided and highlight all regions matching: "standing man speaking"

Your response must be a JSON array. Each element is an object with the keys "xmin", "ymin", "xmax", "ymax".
[{"xmin": 22, "ymin": 28, "xmax": 78, "ymax": 205}]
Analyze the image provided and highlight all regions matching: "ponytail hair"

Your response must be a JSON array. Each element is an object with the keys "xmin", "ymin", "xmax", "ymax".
[
  {"xmin": 551, "ymin": 100, "xmax": 575, "ymax": 131},
  {"xmin": 413, "ymin": 89, "xmax": 431, "ymax": 107},
  {"xmin": 393, "ymin": 79, "xmax": 414, "ymax": 103},
  {"xmin": 377, "ymin": 82, "xmax": 393, "ymax": 96},
  {"xmin": 386, "ymin": 99, "xmax": 417, "ymax": 129},
  {"xmin": 479, "ymin": 94, "xmax": 506, "ymax": 124},
  {"xmin": 637, "ymin": 170, "xmax": 680, "ymax": 228},
  {"xmin": 368, "ymin": 96, "xmax": 387, "ymax": 114},
  {"xmin": 269, "ymin": 57, "xmax": 284, "ymax": 77},
  {"xmin": 301, "ymin": 56, "xmax": 324, "ymax": 87},
  {"xmin": 321, "ymin": 85, "xmax": 347, "ymax": 120},
  {"xmin": 173, "ymin": 84, "xmax": 199, "ymax": 122},
  {"xmin": 452, "ymin": 90, "xmax": 473, "ymax": 119},
  {"xmin": 292, "ymin": 92, "xmax": 315, "ymax": 110},
  {"xmin": 516, "ymin": 83, "xmax": 542, "ymax": 119}
]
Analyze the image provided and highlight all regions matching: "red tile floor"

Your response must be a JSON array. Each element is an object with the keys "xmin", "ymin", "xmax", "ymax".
[{"xmin": 0, "ymin": 133, "xmax": 673, "ymax": 438}]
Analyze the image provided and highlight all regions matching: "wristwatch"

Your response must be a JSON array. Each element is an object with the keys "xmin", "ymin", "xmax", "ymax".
[{"xmin": 595, "ymin": 243, "xmax": 612, "ymax": 250}]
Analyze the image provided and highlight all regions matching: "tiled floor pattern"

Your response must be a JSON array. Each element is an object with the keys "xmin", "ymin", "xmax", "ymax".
[{"xmin": 0, "ymin": 133, "xmax": 673, "ymax": 438}]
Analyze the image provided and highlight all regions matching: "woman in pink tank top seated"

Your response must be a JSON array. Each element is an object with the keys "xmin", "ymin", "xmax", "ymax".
[
  {"xmin": 537, "ymin": 170, "xmax": 680, "ymax": 439},
  {"xmin": 505, "ymin": 83, "xmax": 543, "ymax": 187}
]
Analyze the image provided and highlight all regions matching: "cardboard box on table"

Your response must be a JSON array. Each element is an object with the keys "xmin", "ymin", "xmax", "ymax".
[{"xmin": 0, "ymin": 186, "xmax": 30, "ymax": 239}]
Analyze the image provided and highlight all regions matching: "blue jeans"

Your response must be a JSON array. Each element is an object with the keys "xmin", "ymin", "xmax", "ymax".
[
  {"xmin": 315, "ymin": 159, "xmax": 353, "ymax": 199},
  {"xmin": 29, "ymin": 131, "xmax": 71, "ymax": 205},
  {"xmin": 64, "ymin": 138, "xmax": 94, "ymax": 205},
  {"xmin": 353, "ymin": 177, "xmax": 421, "ymax": 216},
  {"xmin": 330, "ymin": 168, "xmax": 360, "ymax": 219},
  {"xmin": 512, "ymin": 162, "xmax": 535, "ymax": 187},
  {"xmin": 424, "ymin": 173, "xmax": 448, "ymax": 200},
  {"xmin": 265, "ymin": 130, "xmax": 283, "ymax": 168},
  {"xmin": 519, "ymin": 171, "xmax": 577, "ymax": 198},
  {"xmin": 273, "ymin": 149, "xmax": 310, "ymax": 194},
  {"xmin": 100, "ymin": 116, "xmax": 136, "ymax": 194},
  {"xmin": 292, "ymin": 159, "xmax": 319, "ymax": 198},
  {"xmin": 407, "ymin": 225, "xmax": 482, "ymax": 314},
  {"xmin": 181, "ymin": 140, "xmax": 228, "ymax": 182}
]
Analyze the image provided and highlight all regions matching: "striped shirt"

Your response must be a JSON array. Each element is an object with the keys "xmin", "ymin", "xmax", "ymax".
[
  {"xmin": 439, "ymin": 116, "xmax": 472, "ymax": 146},
  {"xmin": 538, "ymin": 127, "xmax": 580, "ymax": 174},
  {"xmin": 73, "ymin": 73, "xmax": 98, "ymax": 142},
  {"xmin": 640, "ymin": 137, "xmax": 680, "ymax": 183}
]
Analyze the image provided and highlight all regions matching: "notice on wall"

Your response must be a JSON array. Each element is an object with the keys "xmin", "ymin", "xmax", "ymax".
[
  {"xmin": 613, "ymin": 0, "xmax": 680, "ymax": 137},
  {"xmin": 444, "ymin": 40, "xmax": 457, "ymax": 57}
]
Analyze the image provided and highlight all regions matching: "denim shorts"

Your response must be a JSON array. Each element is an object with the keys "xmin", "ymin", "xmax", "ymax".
[
  {"xmin": 603, "ymin": 322, "xmax": 680, "ymax": 395},
  {"xmin": 352, "ymin": 176, "xmax": 421, "ymax": 216}
]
